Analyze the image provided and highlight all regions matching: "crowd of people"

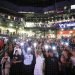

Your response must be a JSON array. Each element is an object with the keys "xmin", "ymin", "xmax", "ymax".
[{"xmin": 0, "ymin": 37, "xmax": 75, "ymax": 75}]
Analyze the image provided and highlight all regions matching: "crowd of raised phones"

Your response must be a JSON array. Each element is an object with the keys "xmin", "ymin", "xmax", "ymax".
[{"xmin": 0, "ymin": 37, "xmax": 75, "ymax": 75}]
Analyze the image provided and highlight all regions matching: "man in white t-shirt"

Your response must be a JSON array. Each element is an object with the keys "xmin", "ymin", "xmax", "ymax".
[
  {"xmin": 13, "ymin": 44, "xmax": 22, "ymax": 55},
  {"xmin": 22, "ymin": 47, "xmax": 36, "ymax": 75}
]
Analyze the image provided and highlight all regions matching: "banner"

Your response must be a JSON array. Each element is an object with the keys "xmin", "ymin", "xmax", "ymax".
[{"xmin": 57, "ymin": 22, "xmax": 75, "ymax": 29}]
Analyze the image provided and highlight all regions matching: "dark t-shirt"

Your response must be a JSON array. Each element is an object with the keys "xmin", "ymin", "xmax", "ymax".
[
  {"xmin": 13, "ymin": 54, "xmax": 22, "ymax": 63},
  {"xmin": 45, "ymin": 56, "xmax": 59, "ymax": 75},
  {"xmin": 3, "ymin": 62, "xmax": 6, "ymax": 69}
]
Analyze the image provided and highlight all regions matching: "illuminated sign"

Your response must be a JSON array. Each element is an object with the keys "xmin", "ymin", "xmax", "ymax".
[
  {"xmin": 71, "ymin": 5, "xmax": 75, "ymax": 9},
  {"xmin": 59, "ymin": 22, "xmax": 75, "ymax": 28}
]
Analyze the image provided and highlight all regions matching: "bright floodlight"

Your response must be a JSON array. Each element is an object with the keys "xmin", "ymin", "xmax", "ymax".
[
  {"xmin": 44, "ymin": 44, "xmax": 49, "ymax": 50},
  {"xmin": 71, "ymin": 5, "xmax": 75, "ymax": 9},
  {"xmin": 20, "ymin": 42, "xmax": 24, "ymax": 46},
  {"xmin": 33, "ymin": 42, "xmax": 37, "ymax": 48},
  {"xmin": 27, "ymin": 47, "xmax": 32, "ymax": 52},
  {"xmin": 52, "ymin": 46, "xmax": 56, "ymax": 51},
  {"xmin": 65, "ymin": 42, "xmax": 69, "ymax": 46}
]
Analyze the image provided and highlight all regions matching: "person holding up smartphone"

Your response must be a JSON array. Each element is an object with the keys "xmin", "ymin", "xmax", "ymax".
[{"xmin": 1, "ymin": 52, "xmax": 10, "ymax": 75}]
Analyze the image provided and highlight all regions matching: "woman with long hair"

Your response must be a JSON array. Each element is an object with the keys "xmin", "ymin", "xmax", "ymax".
[
  {"xmin": 59, "ymin": 50, "xmax": 72, "ymax": 75},
  {"xmin": 34, "ymin": 50, "xmax": 45, "ymax": 75},
  {"xmin": 1, "ymin": 52, "xmax": 10, "ymax": 75}
]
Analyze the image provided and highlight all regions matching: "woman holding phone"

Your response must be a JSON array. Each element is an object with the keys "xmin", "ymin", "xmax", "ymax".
[{"xmin": 1, "ymin": 52, "xmax": 10, "ymax": 75}]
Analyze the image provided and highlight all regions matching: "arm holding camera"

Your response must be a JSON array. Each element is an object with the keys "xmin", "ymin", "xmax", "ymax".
[{"xmin": 1, "ymin": 57, "xmax": 7, "ymax": 64}]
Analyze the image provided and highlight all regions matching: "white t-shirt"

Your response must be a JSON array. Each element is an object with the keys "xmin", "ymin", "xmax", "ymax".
[
  {"xmin": 13, "ymin": 47, "xmax": 22, "ymax": 55},
  {"xmin": 34, "ymin": 55, "xmax": 45, "ymax": 75},
  {"xmin": 22, "ymin": 49, "xmax": 33, "ymax": 65},
  {"xmin": 24, "ymin": 53, "xmax": 33, "ymax": 65}
]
